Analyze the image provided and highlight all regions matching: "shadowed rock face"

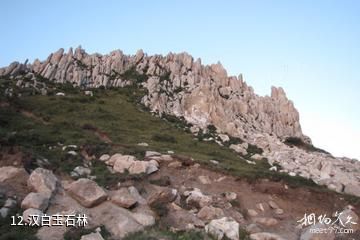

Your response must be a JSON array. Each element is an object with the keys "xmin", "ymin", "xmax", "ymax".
[{"xmin": 0, "ymin": 47, "xmax": 304, "ymax": 142}]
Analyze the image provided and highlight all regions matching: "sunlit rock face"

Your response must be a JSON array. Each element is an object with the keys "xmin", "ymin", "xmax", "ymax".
[{"xmin": 0, "ymin": 47, "xmax": 304, "ymax": 141}]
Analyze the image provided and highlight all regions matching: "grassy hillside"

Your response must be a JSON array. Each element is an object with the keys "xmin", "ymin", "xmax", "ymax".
[{"xmin": 0, "ymin": 77, "xmax": 319, "ymax": 188}]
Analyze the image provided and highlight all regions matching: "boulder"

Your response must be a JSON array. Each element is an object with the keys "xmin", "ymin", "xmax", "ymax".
[
  {"xmin": 89, "ymin": 201, "xmax": 143, "ymax": 238},
  {"xmin": 0, "ymin": 166, "xmax": 28, "ymax": 182},
  {"xmin": 251, "ymin": 154, "xmax": 263, "ymax": 161},
  {"xmin": 344, "ymin": 183, "xmax": 360, "ymax": 197},
  {"xmin": 197, "ymin": 206, "xmax": 224, "ymax": 221},
  {"xmin": 23, "ymin": 208, "xmax": 44, "ymax": 223},
  {"xmin": 147, "ymin": 187, "xmax": 177, "ymax": 207},
  {"xmin": 337, "ymin": 208, "xmax": 359, "ymax": 229},
  {"xmin": 230, "ymin": 144, "xmax": 247, "ymax": 155},
  {"xmin": 111, "ymin": 188, "xmax": 137, "ymax": 209},
  {"xmin": 99, "ymin": 154, "xmax": 110, "ymax": 162},
  {"xmin": 128, "ymin": 161, "xmax": 147, "ymax": 174},
  {"xmin": 128, "ymin": 186, "xmax": 147, "ymax": 205},
  {"xmin": 27, "ymin": 168, "xmax": 58, "ymax": 197},
  {"xmin": 21, "ymin": 192, "xmax": 49, "ymax": 211},
  {"xmin": 163, "ymin": 205, "xmax": 205, "ymax": 230},
  {"xmin": 112, "ymin": 155, "xmax": 136, "ymax": 173},
  {"xmin": 67, "ymin": 178, "xmax": 107, "ymax": 207},
  {"xmin": 185, "ymin": 188, "xmax": 212, "ymax": 208},
  {"xmin": 128, "ymin": 161, "xmax": 159, "ymax": 175},
  {"xmin": 132, "ymin": 212, "xmax": 156, "ymax": 227},
  {"xmin": 80, "ymin": 232, "xmax": 104, "ymax": 240},
  {"xmin": 205, "ymin": 217, "xmax": 239, "ymax": 240},
  {"xmin": 218, "ymin": 134, "xmax": 230, "ymax": 142}
]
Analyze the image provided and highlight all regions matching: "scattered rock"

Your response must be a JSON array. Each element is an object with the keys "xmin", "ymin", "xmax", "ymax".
[
  {"xmin": 218, "ymin": 134, "xmax": 230, "ymax": 142},
  {"xmin": 0, "ymin": 208, "xmax": 10, "ymax": 218},
  {"xmin": 28, "ymin": 168, "xmax": 58, "ymax": 197},
  {"xmin": 268, "ymin": 200, "xmax": 279, "ymax": 209},
  {"xmin": 99, "ymin": 154, "xmax": 110, "ymax": 162},
  {"xmin": 145, "ymin": 151, "xmax": 161, "ymax": 158},
  {"xmin": 128, "ymin": 186, "xmax": 147, "ymax": 205},
  {"xmin": 246, "ymin": 224, "xmax": 262, "ymax": 234},
  {"xmin": 254, "ymin": 217, "xmax": 278, "ymax": 227},
  {"xmin": 247, "ymin": 209, "xmax": 258, "ymax": 217},
  {"xmin": 80, "ymin": 232, "xmax": 104, "ymax": 240},
  {"xmin": 337, "ymin": 208, "xmax": 359, "ymax": 229},
  {"xmin": 256, "ymin": 203, "xmax": 265, "ymax": 212},
  {"xmin": 89, "ymin": 201, "xmax": 143, "ymax": 238},
  {"xmin": 185, "ymin": 188, "xmax": 212, "ymax": 208},
  {"xmin": 205, "ymin": 217, "xmax": 239, "ymax": 240},
  {"xmin": 4, "ymin": 198, "xmax": 17, "ymax": 208},
  {"xmin": 197, "ymin": 206, "xmax": 224, "ymax": 221},
  {"xmin": 129, "ymin": 161, "xmax": 159, "ymax": 175},
  {"xmin": 67, "ymin": 178, "xmax": 107, "ymax": 207},
  {"xmin": 198, "ymin": 175, "xmax": 212, "ymax": 184},
  {"xmin": 128, "ymin": 161, "xmax": 148, "ymax": 175},
  {"xmin": 251, "ymin": 154, "xmax": 263, "ymax": 161},
  {"xmin": 23, "ymin": 208, "xmax": 44, "ymax": 223},
  {"xmin": 168, "ymin": 161, "xmax": 182, "ymax": 168},
  {"xmin": 224, "ymin": 192, "xmax": 237, "ymax": 201},
  {"xmin": 67, "ymin": 150, "xmax": 77, "ymax": 156},
  {"xmin": 344, "ymin": 183, "xmax": 360, "ymax": 197},
  {"xmin": 163, "ymin": 205, "xmax": 205, "ymax": 230},
  {"xmin": 71, "ymin": 166, "xmax": 91, "ymax": 177},
  {"xmin": 210, "ymin": 160, "xmax": 219, "ymax": 165},
  {"xmin": 230, "ymin": 144, "xmax": 248, "ymax": 155},
  {"xmin": 215, "ymin": 176, "xmax": 227, "ymax": 182},
  {"xmin": 132, "ymin": 212, "xmax": 156, "ymax": 227},
  {"xmin": 0, "ymin": 166, "xmax": 28, "ymax": 182},
  {"xmin": 274, "ymin": 208, "xmax": 284, "ymax": 215},
  {"xmin": 148, "ymin": 187, "xmax": 177, "ymax": 207},
  {"xmin": 21, "ymin": 192, "xmax": 49, "ymax": 211},
  {"xmin": 111, "ymin": 188, "xmax": 137, "ymax": 209},
  {"xmin": 137, "ymin": 142, "xmax": 149, "ymax": 147},
  {"xmin": 112, "ymin": 155, "xmax": 136, "ymax": 172}
]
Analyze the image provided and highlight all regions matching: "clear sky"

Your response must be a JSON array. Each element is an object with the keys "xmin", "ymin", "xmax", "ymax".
[{"xmin": 1, "ymin": 0, "xmax": 359, "ymax": 159}]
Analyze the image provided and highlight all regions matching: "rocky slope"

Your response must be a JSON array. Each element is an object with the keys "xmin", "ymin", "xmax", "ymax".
[
  {"xmin": 1, "ymin": 150, "xmax": 359, "ymax": 240},
  {"xmin": 0, "ymin": 47, "xmax": 359, "ymax": 198}
]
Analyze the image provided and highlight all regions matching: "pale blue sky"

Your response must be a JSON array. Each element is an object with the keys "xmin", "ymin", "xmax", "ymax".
[{"xmin": 1, "ymin": 0, "xmax": 359, "ymax": 159}]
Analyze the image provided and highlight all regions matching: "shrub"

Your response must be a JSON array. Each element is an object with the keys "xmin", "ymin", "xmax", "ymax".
[
  {"xmin": 284, "ymin": 137, "xmax": 329, "ymax": 154},
  {"xmin": 151, "ymin": 133, "xmax": 177, "ymax": 143}
]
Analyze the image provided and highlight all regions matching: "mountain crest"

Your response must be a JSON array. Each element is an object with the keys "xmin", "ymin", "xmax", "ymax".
[{"xmin": 0, "ymin": 47, "xmax": 304, "ymax": 143}]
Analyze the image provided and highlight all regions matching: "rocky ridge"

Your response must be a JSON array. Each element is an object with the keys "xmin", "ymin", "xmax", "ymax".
[{"xmin": 0, "ymin": 47, "xmax": 359, "ymax": 197}]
